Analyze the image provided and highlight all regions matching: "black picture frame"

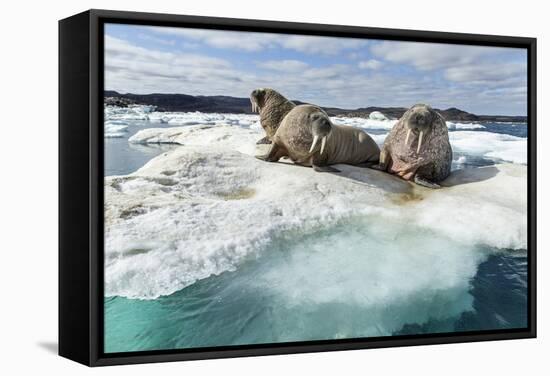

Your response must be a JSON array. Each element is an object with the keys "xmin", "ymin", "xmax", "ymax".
[{"xmin": 59, "ymin": 8, "xmax": 537, "ymax": 367}]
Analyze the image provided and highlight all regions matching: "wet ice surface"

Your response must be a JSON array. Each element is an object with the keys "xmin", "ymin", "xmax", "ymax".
[{"xmin": 103, "ymin": 105, "xmax": 528, "ymax": 352}]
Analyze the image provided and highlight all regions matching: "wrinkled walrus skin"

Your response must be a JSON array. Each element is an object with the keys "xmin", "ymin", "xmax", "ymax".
[
  {"xmin": 249, "ymin": 88, "xmax": 296, "ymax": 144},
  {"xmin": 376, "ymin": 104, "xmax": 453, "ymax": 188},
  {"xmin": 258, "ymin": 104, "xmax": 380, "ymax": 173}
]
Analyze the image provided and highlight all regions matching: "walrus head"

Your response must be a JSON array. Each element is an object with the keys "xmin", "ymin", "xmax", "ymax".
[
  {"xmin": 404, "ymin": 104, "xmax": 436, "ymax": 154},
  {"xmin": 250, "ymin": 88, "xmax": 265, "ymax": 113},
  {"xmin": 308, "ymin": 112, "xmax": 332, "ymax": 155},
  {"xmin": 249, "ymin": 88, "xmax": 285, "ymax": 113}
]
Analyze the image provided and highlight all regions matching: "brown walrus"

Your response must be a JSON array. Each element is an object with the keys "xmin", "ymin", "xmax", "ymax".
[
  {"xmin": 250, "ymin": 88, "xmax": 296, "ymax": 144},
  {"xmin": 374, "ymin": 104, "xmax": 453, "ymax": 188},
  {"xmin": 257, "ymin": 104, "xmax": 380, "ymax": 172}
]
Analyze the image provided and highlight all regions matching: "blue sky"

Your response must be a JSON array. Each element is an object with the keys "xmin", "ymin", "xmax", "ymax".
[{"xmin": 105, "ymin": 23, "xmax": 527, "ymax": 115}]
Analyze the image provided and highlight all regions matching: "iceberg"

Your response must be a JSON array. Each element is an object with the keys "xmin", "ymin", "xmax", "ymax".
[
  {"xmin": 332, "ymin": 116, "xmax": 397, "ymax": 130},
  {"xmin": 144, "ymin": 111, "xmax": 260, "ymax": 128},
  {"xmin": 104, "ymin": 120, "xmax": 129, "ymax": 138},
  {"xmin": 369, "ymin": 111, "xmax": 388, "ymax": 120},
  {"xmin": 447, "ymin": 122, "xmax": 486, "ymax": 130},
  {"xmin": 450, "ymin": 131, "xmax": 527, "ymax": 164},
  {"xmin": 129, "ymin": 124, "xmax": 260, "ymax": 156},
  {"xmin": 105, "ymin": 104, "xmax": 152, "ymax": 122}
]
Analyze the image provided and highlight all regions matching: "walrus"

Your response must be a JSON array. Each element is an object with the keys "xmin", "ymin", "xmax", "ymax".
[
  {"xmin": 250, "ymin": 88, "xmax": 296, "ymax": 144},
  {"xmin": 257, "ymin": 104, "xmax": 380, "ymax": 172},
  {"xmin": 374, "ymin": 104, "xmax": 452, "ymax": 188}
]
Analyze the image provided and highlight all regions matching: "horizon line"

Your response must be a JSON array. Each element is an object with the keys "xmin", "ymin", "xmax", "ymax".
[{"xmin": 103, "ymin": 90, "xmax": 528, "ymax": 118}]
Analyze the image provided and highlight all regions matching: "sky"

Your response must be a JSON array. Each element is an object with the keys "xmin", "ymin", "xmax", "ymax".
[{"xmin": 104, "ymin": 23, "xmax": 527, "ymax": 116}]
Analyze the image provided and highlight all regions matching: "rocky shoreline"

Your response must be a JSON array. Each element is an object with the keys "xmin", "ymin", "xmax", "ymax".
[{"xmin": 104, "ymin": 91, "xmax": 526, "ymax": 123}]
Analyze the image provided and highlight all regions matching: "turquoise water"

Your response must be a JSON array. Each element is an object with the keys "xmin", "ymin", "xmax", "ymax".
[{"xmin": 104, "ymin": 218, "xmax": 527, "ymax": 353}]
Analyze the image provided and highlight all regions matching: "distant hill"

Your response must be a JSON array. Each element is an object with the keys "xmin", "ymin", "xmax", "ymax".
[{"xmin": 104, "ymin": 91, "xmax": 526, "ymax": 123}]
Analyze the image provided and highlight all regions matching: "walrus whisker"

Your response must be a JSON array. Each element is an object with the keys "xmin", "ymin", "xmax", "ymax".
[
  {"xmin": 309, "ymin": 135, "xmax": 319, "ymax": 153},
  {"xmin": 405, "ymin": 128, "xmax": 411, "ymax": 145},
  {"xmin": 320, "ymin": 136, "xmax": 327, "ymax": 155},
  {"xmin": 417, "ymin": 131, "xmax": 423, "ymax": 154}
]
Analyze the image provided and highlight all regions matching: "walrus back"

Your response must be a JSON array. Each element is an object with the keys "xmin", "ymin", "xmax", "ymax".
[
  {"xmin": 273, "ymin": 105, "xmax": 318, "ymax": 163},
  {"xmin": 260, "ymin": 95, "xmax": 296, "ymax": 139},
  {"xmin": 326, "ymin": 125, "xmax": 380, "ymax": 165}
]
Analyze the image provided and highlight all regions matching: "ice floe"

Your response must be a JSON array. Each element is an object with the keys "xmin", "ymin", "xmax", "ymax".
[
  {"xmin": 104, "ymin": 144, "xmax": 526, "ymax": 299},
  {"xmin": 369, "ymin": 111, "xmax": 388, "ymax": 120},
  {"xmin": 105, "ymin": 105, "xmax": 154, "ymax": 121},
  {"xmin": 128, "ymin": 115, "xmax": 526, "ymax": 166},
  {"xmin": 144, "ymin": 111, "xmax": 260, "ymax": 128},
  {"xmin": 447, "ymin": 122, "xmax": 486, "ymax": 130},
  {"xmin": 332, "ymin": 116, "xmax": 397, "ymax": 130},
  {"xmin": 129, "ymin": 125, "xmax": 261, "ymax": 156},
  {"xmin": 104, "ymin": 106, "xmax": 528, "ymax": 302},
  {"xmin": 104, "ymin": 120, "xmax": 129, "ymax": 138},
  {"xmin": 450, "ymin": 131, "xmax": 527, "ymax": 164}
]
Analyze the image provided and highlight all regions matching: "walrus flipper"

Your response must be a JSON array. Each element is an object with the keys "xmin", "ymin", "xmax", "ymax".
[
  {"xmin": 372, "ymin": 147, "xmax": 391, "ymax": 171},
  {"xmin": 313, "ymin": 164, "xmax": 340, "ymax": 173},
  {"xmin": 414, "ymin": 175, "xmax": 441, "ymax": 189},
  {"xmin": 356, "ymin": 161, "xmax": 379, "ymax": 169},
  {"xmin": 255, "ymin": 143, "xmax": 286, "ymax": 162},
  {"xmin": 256, "ymin": 136, "xmax": 272, "ymax": 145}
]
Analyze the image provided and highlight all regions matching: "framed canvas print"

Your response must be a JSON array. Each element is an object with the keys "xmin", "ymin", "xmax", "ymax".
[{"xmin": 59, "ymin": 9, "xmax": 536, "ymax": 366}]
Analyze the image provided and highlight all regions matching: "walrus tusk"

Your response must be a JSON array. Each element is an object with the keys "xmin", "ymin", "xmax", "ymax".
[
  {"xmin": 417, "ymin": 131, "xmax": 423, "ymax": 154},
  {"xmin": 320, "ymin": 136, "xmax": 327, "ymax": 155},
  {"xmin": 405, "ymin": 129, "xmax": 411, "ymax": 145},
  {"xmin": 309, "ymin": 135, "xmax": 319, "ymax": 153}
]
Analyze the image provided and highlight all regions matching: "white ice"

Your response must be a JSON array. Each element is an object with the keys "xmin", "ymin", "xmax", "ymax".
[
  {"xmin": 146, "ymin": 111, "xmax": 260, "ymax": 129},
  {"xmin": 129, "ymin": 125, "xmax": 260, "ymax": 156},
  {"xmin": 127, "ymin": 112, "xmax": 526, "ymax": 165},
  {"xmin": 104, "ymin": 120, "xmax": 129, "ymax": 138},
  {"xmin": 369, "ymin": 111, "xmax": 389, "ymax": 120},
  {"xmin": 447, "ymin": 122, "xmax": 486, "ymax": 130},
  {"xmin": 105, "ymin": 106, "xmax": 527, "ymax": 302},
  {"xmin": 450, "ymin": 131, "xmax": 527, "ymax": 164},
  {"xmin": 105, "ymin": 141, "xmax": 526, "ymax": 299},
  {"xmin": 104, "ymin": 104, "xmax": 153, "ymax": 122}
]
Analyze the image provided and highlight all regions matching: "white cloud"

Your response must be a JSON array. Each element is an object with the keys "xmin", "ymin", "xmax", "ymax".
[
  {"xmin": 371, "ymin": 41, "xmax": 501, "ymax": 70},
  {"xmin": 257, "ymin": 59, "xmax": 309, "ymax": 72},
  {"xmin": 105, "ymin": 35, "xmax": 526, "ymax": 115},
  {"xmin": 279, "ymin": 35, "xmax": 367, "ymax": 55},
  {"xmin": 358, "ymin": 59, "xmax": 383, "ymax": 70},
  {"xmin": 137, "ymin": 33, "xmax": 176, "ymax": 46},
  {"xmin": 105, "ymin": 36, "xmax": 251, "ymax": 95},
  {"xmin": 444, "ymin": 62, "xmax": 526, "ymax": 83},
  {"xmin": 154, "ymin": 28, "xmax": 274, "ymax": 52},
  {"xmin": 105, "ymin": 36, "xmax": 230, "ymax": 69},
  {"xmin": 371, "ymin": 41, "xmax": 526, "ymax": 83},
  {"xmin": 148, "ymin": 26, "xmax": 367, "ymax": 55},
  {"xmin": 370, "ymin": 40, "xmax": 527, "ymax": 112}
]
